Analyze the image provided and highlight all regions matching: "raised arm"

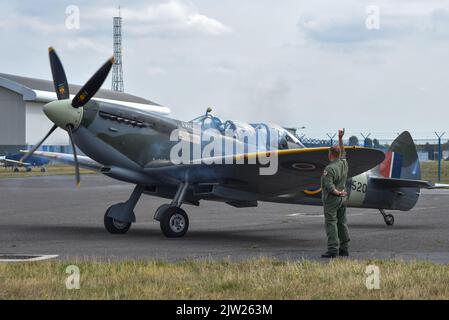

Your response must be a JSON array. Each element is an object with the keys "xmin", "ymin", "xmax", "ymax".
[{"xmin": 338, "ymin": 129, "xmax": 345, "ymax": 154}]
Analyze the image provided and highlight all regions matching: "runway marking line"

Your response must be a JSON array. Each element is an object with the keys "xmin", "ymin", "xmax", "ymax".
[
  {"xmin": 0, "ymin": 254, "xmax": 58, "ymax": 262},
  {"xmin": 286, "ymin": 213, "xmax": 365, "ymax": 218},
  {"xmin": 413, "ymin": 206, "xmax": 438, "ymax": 211}
]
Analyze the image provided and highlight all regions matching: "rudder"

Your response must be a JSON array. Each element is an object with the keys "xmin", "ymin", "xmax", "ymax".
[{"xmin": 378, "ymin": 131, "xmax": 420, "ymax": 180}]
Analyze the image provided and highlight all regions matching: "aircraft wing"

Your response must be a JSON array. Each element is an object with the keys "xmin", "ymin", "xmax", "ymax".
[
  {"xmin": 0, "ymin": 156, "xmax": 31, "ymax": 166},
  {"xmin": 22, "ymin": 147, "xmax": 385, "ymax": 197},
  {"xmin": 145, "ymin": 147, "xmax": 385, "ymax": 195},
  {"xmin": 19, "ymin": 151, "xmax": 102, "ymax": 171}
]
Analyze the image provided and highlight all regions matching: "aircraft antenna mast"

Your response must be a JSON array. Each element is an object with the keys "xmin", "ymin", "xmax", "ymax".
[{"xmin": 112, "ymin": 6, "xmax": 124, "ymax": 92}]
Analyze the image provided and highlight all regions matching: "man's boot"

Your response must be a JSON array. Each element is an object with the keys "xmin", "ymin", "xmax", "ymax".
[{"xmin": 321, "ymin": 251, "xmax": 338, "ymax": 259}]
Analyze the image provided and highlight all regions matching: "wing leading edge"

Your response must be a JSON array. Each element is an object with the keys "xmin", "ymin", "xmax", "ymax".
[{"xmin": 19, "ymin": 151, "xmax": 102, "ymax": 171}]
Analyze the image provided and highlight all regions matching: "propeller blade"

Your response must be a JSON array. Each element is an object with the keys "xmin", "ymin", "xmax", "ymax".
[
  {"xmin": 67, "ymin": 125, "xmax": 81, "ymax": 188},
  {"xmin": 20, "ymin": 124, "xmax": 58, "ymax": 163},
  {"xmin": 72, "ymin": 57, "xmax": 115, "ymax": 108},
  {"xmin": 49, "ymin": 47, "xmax": 70, "ymax": 100}
]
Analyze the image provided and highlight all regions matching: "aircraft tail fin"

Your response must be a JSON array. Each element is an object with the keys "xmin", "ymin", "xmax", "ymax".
[{"xmin": 376, "ymin": 131, "xmax": 421, "ymax": 181}]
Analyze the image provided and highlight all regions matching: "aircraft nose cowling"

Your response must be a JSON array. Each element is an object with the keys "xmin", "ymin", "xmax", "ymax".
[{"xmin": 43, "ymin": 100, "xmax": 83, "ymax": 130}]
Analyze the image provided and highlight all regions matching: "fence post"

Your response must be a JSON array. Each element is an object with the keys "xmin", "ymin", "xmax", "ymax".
[
  {"xmin": 326, "ymin": 133, "xmax": 336, "ymax": 146},
  {"xmin": 435, "ymin": 132, "xmax": 446, "ymax": 182},
  {"xmin": 361, "ymin": 133, "xmax": 371, "ymax": 148}
]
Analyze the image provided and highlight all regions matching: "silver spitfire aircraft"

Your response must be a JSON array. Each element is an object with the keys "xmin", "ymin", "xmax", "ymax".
[{"xmin": 21, "ymin": 49, "xmax": 436, "ymax": 237}]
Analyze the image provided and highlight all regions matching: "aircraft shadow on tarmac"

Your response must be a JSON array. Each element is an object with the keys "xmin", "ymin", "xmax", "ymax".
[
  {"xmin": 347, "ymin": 223, "xmax": 435, "ymax": 230},
  {"xmin": 1, "ymin": 224, "xmax": 324, "ymax": 248},
  {"xmin": 0, "ymin": 221, "xmax": 436, "ymax": 257}
]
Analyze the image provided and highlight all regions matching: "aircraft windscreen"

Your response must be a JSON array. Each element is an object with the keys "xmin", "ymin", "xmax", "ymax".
[
  {"xmin": 190, "ymin": 114, "xmax": 224, "ymax": 131},
  {"xmin": 189, "ymin": 113, "xmax": 304, "ymax": 150},
  {"xmin": 267, "ymin": 124, "xmax": 304, "ymax": 146},
  {"xmin": 252, "ymin": 123, "xmax": 305, "ymax": 150}
]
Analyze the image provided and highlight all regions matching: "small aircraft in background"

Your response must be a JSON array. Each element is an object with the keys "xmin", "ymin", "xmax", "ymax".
[
  {"xmin": 20, "ymin": 48, "xmax": 444, "ymax": 238},
  {"xmin": 1, "ymin": 153, "xmax": 50, "ymax": 172}
]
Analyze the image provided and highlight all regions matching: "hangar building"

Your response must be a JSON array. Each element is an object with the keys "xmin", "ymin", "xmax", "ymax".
[{"xmin": 0, "ymin": 73, "xmax": 170, "ymax": 154}]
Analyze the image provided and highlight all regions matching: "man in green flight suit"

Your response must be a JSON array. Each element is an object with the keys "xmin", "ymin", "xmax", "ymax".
[{"xmin": 321, "ymin": 129, "xmax": 350, "ymax": 258}]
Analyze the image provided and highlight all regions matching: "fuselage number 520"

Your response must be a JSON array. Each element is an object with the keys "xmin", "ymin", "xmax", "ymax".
[{"xmin": 351, "ymin": 180, "xmax": 368, "ymax": 194}]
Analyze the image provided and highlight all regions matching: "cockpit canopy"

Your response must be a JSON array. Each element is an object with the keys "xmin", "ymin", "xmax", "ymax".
[{"xmin": 190, "ymin": 113, "xmax": 304, "ymax": 150}]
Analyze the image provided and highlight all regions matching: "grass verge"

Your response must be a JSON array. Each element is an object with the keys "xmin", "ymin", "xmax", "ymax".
[
  {"xmin": 421, "ymin": 161, "xmax": 449, "ymax": 184},
  {"xmin": 0, "ymin": 258, "xmax": 448, "ymax": 299}
]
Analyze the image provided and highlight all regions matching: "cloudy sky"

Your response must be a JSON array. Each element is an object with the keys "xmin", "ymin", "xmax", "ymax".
[{"xmin": 1, "ymin": 0, "xmax": 449, "ymax": 139}]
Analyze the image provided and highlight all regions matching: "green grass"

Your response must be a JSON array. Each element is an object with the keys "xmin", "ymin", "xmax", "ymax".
[
  {"xmin": 421, "ymin": 161, "xmax": 449, "ymax": 183},
  {"xmin": 0, "ymin": 165, "xmax": 95, "ymax": 179},
  {"xmin": 1, "ymin": 259, "xmax": 449, "ymax": 299}
]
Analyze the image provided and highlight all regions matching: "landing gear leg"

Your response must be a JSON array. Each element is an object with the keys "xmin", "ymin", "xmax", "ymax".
[
  {"xmin": 156, "ymin": 182, "xmax": 190, "ymax": 238},
  {"xmin": 379, "ymin": 209, "xmax": 394, "ymax": 226},
  {"xmin": 104, "ymin": 185, "xmax": 144, "ymax": 234}
]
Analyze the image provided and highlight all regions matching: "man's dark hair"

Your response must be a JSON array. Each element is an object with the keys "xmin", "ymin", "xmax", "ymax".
[{"xmin": 329, "ymin": 146, "xmax": 341, "ymax": 158}]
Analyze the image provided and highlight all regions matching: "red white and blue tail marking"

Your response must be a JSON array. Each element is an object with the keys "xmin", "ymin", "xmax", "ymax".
[{"xmin": 379, "ymin": 151, "xmax": 403, "ymax": 178}]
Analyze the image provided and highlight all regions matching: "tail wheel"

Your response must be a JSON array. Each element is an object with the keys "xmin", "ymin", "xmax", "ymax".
[
  {"xmin": 104, "ymin": 207, "xmax": 131, "ymax": 234},
  {"xmin": 384, "ymin": 214, "xmax": 395, "ymax": 226},
  {"xmin": 379, "ymin": 209, "xmax": 395, "ymax": 226},
  {"xmin": 160, "ymin": 207, "xmax": 189, "ymax": 238}
]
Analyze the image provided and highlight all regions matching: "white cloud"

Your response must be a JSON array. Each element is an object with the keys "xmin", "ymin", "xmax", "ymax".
[
  {"xmin": 297, "ymin": 2, "xmax": 449, "ymax": 46},
  {"xmin": 90, "ymin": 0, "xmax": 231, "ymax": 37},
  {"xmin": 63, "ymin": 37, "xmax": 111, "ymax": 56},
  {"xmin": 429, "ymin": 8, "xmax": 449, "ymax": 37},
  {"xmin": 299, "ymin": 14, "xmax": 380, "ymax": 44},
  {"xmin": 208, "ymin": 61, "xmax": 234, "ymax": 75},
  {"xmin": 147, "ymin": 66, "xmax": 166, "ymax": 75},
  {"xmin": 0, "ymin": 14, "xmax": 58, "ymax": 34}
]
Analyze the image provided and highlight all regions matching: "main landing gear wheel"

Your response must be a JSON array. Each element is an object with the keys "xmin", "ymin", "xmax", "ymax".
[
  {"xmin": 379, "ymin": 209, "xmax": 394, "ymax": 226},
  {"xmin": 104, "ymin": 207, "xmax": 132, "ymax": 234},
  {"xmin": 160, "ymin": 207, "xmax": 189, "ymax": 238}
]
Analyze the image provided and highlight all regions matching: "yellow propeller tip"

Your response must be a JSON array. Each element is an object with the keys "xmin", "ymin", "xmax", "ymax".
[
  {"xmin": 48, "ymin": 47, "xmax": 54, "ymax": 53},
  {"xmin": 110, "ymin": 56, "xmax": 116, "ymax": 64},
  {"xmin": 76, "ymin": 182, "xmax": 81, "ymax": 188}
]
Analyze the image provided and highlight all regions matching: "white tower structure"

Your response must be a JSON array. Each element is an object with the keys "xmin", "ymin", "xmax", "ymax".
[{"xmin": 112, "ymin": 7, "xmax": 124, "ymax": 92}]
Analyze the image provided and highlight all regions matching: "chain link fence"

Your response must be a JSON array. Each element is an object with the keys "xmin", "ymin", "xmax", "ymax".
[{"xmin": 298, "ymin": 135, "xmax": 449, "ymax": 183}]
